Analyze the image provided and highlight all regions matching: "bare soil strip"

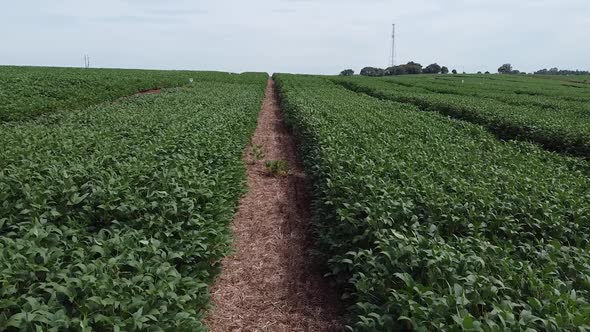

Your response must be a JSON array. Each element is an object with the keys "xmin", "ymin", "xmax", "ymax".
[
  {"xmin": 127, "ymin": 88, "xmax": 162, "ymax": 97},
  {"xmin": 206, "ymin": 78, "xmax": 342, "ymax": 331}
]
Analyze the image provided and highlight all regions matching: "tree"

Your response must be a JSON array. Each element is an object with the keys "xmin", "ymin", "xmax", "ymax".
[
  {"xmin": 498, "ymin": 63, "xmax": 513, "ymax": 74},
  {"xmin": 485, "ymin": 71, "xmax": 490, "ymax": 74},
  {"xmin": 404, "ymin": 61, "xmax": 423, "ymax": 74},
  {"xmin": 452, "ymin": 69, "xmax": 458, "ymax": 74},
  {"xmin": 339, "ymin": 69, "xmax": 354, "ymax": 76},
  {"xmin": 477, "ymin": 71, "xmax": 482, "ymax": 74},
  {"xmin": 441, "ymin": 66, "xmax": 449, "ymax": 74},
  {"xmin": 383, "ymin": 62, "xmax": 424, "ymax": 76},
  {"xmin": 360, "ymin": 67, "xmax": 385, "ymax": 77},
  {"xmin": 535, "ymin": 68, "xmax": 548, "ymax": 75},
  {"xmin": 423, "ymin": 63, "xmax": 442, "ymax": 74},
  {"xmin": 384, "ymin": 66, "xmax": 402, "ymax": 76}
]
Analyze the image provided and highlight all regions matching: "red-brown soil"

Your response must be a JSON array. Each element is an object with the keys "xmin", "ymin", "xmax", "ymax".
[
  {"xmin": 206, "ymin": 78, "xmax": 342, "ymax": 331},
  {"xmin": 128, "ymin": 88, "xmax": 161, "ymax": 97}
]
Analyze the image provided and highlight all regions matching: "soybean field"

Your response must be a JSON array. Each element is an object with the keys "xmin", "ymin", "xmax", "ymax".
[
  {"xmin": 0, "ymin": 67, "xmax": 268, "ymax": 330},
  {"xmin": 275, "ymin": 73, "xmax": 590, "ymax": 331},
  {"xmin": 0, "ymin": 66, "xmax": 244, "ymax": 121},
  {"xmin": 333, "ymin": 74, "xmax": 590, "ymax": 158},
  {"xmin": 1, "ymin": 66, "xmax": 590, "ymax": 331}
]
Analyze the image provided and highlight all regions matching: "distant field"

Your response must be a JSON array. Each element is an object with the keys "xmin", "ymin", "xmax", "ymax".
[
  {"xmin": 334, "ymin": 74, "xmax": 590, "ymax": 158},
  {"xmin": 0, "ymin": 66, "xmax": 243, "ymax": 121},
  {"xmin": 534, "ymin": 74, "xmax": 590, "ymax": 84}
]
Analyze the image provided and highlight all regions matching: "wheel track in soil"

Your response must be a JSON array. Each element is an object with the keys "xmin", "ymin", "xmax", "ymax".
[{"xmin": 205, "ymin": 78, "xmax": 342, "ymax": 331}]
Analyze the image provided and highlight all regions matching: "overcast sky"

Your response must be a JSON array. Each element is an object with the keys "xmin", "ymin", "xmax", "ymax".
[{"xmin": 1, "ymin": 0, "xmax": 588, "ymax": 74}]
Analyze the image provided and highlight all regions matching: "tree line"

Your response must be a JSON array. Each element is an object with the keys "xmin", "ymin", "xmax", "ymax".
[
  {"xmin": 341, "ymin": 62, "xmax": 454, "ymax": 77},
  {"xmin": 498, "ymin": 64, "xmax": 589, "ymax": 76},
  {"xmin": 534, "ymin": 68, "xmax": 589, "ymax": 75},
  {"xmin": 341, "ymin": 63, "xmax": 588, "ymax": 76}
]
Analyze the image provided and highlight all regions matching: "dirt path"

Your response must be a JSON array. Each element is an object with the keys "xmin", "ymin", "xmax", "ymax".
[{"xmin": 206, "ymin": 78, "xmax": 342, "ymax": 331}]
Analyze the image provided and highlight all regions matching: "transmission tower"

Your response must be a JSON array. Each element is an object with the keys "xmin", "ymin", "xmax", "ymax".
[
  {"xmin": 84, "ymin": 54, "xmax": 90, "ymax": 69},
  {"xmin": 390, "ymin": 24, "xmax": 396, "ymax": 67}
]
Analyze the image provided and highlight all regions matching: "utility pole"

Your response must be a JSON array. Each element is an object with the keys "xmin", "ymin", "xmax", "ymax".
[{"xmin": 390, "ymin": 24, "xmax": 396, "ymax": 68}]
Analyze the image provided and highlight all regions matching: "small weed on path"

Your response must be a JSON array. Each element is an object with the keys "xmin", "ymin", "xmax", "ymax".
[
  {"xmin": 265, "ymin": 159, "xmax": 289, "ymax": 177},
  {"xmin": 249, "ymin": 144, "xmax": 265, "ymax": 161}
]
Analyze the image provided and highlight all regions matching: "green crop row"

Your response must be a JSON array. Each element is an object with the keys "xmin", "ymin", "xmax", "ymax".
[
  {"xmin": 274, "ymin": 73, "xmax": 590, "ymax": 331},
  {"xmin": 333, "ymin": 76, "xmax": 590, "ymax": 159},
  {"xmin": 0, "ymin": 73, "xmax": 268, "ymax": 330},
  {"xmin": 385, "ymin": 75, "xmax": 590, "ymax": 113},
  {"xmin": 421, "ymin": 74, "xmax": 590, "ymax": 101},
  {"xmin": 0, "ymin": 66, "xmax": 249, "ymax": 122}
]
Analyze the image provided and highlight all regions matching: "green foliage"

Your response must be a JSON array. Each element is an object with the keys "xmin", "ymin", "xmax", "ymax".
[
  {"xmin": 0, "ymin": 72, "xmax": 268, "ymax": 330},
  {"xmin": 274, "ymin": 73, "xmax": 590, "ymax": 331},
  {"xmin": 340, "ymin": 69, "xmax": 355, "ymax": 76},
  {"xmin": 0, "ymin": 66, "xmax": 251, "ymax": 121},
  {"xmin": 384, "ymin": 61, "xmax": 425, "ymax": 76},
  {"xmin": 359, "ymin": 67, "xmax": 385, "ymax": 77},
  {"xmin": 535, "ymin": 67, "xmax": 590, "ymax": 76},
  {"xmin": 333, "ymin": 74, "xmax": 590, "ymax": 158},
  {"xmin": 249, "ymin": 144, "xmax": 265, "ymax": 161},
  {"xmin": 265, "ymin": 160, "xmax": 289, "ymax": 177},
  {"xmin": 498, "ymin": 63, "xmax": 513, "ymax": 74},
  {"xmin": 422, "ymin": 63, "xmax": 442, "ymax": 74}
]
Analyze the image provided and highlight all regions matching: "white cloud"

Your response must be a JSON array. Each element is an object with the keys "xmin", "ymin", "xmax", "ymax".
[{"xmin": 0, "ymin": 0, "xmax": 588, "ymax": 74}]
